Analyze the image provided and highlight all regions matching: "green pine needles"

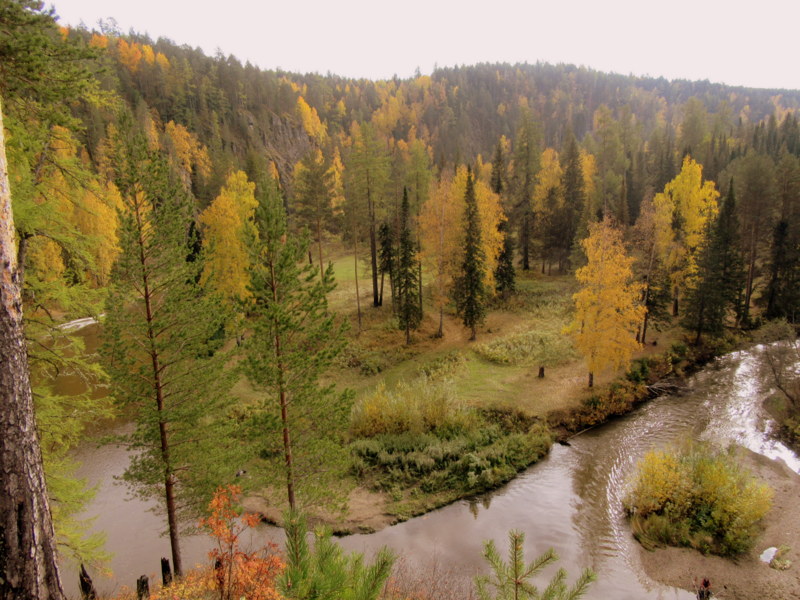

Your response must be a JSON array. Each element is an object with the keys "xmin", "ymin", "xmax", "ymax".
[
  {"xmin": 475, "ymin": 530, "xmax": 596, "ymax": 600},
  {"xmin": 454, "ymin": 168, "xmax": 487, "ymax": 340},
  {"xmin": 243, "ymin": 175, "xmax": 351, "ymax": 512},
  {"xmin": 101, "ymin": 117, "xmax": 234, "ymax": 576},
  {"xmin": 396, "ymin": 188, "xmax": 422, "ymax": 343}
]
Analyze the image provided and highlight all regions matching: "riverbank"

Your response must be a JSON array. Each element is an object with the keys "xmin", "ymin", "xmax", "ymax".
[{"xmin": 638, "ymin": 448, "xmax": 800, "ymax": 600}]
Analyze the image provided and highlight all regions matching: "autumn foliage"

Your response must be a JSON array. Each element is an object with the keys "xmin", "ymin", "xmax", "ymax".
[{"xmin": 199, "ymin": 485, "xmax": 284, "ymax": 600}]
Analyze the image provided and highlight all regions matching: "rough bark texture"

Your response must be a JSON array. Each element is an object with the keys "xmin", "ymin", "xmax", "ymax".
[{"xmin": 0, "ymin": 103, "xmax": 66, "ymax": 600}]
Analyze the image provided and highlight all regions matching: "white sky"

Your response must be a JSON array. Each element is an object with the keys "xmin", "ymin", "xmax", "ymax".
[{"xmin": 51, "ymin": 0, "xmax": 800, "ymax": 91}]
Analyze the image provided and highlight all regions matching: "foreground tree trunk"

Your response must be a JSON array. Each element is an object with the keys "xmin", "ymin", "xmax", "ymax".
[{"xmin": 0, "ymin": 102, "xmax": 66, "ymax": 600}]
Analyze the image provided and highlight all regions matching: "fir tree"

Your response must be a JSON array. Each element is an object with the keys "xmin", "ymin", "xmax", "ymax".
[
  {"xmin": 396, "ymin": 188, "xmax": 422, "ymax": 343},
  {"xmin": 243, "ymin": 175, "xmax": 351, "ymax": 511},
  {"xmin": 454, "ymin": 168, "xmax": 487, "ymax": 341},
  {"xmin": 378, "ymin": 221, "xmax": 395, "ymax": 308},
  {"xmin": 101, "ymin": 119, "xmax": 233, "ymax": 577},
  {"xmin": 490, "ymin": 139, "xmax": 507, "ymax": 196},
  {"xmin": 682, "ymin": 183, "xmax": 745, "ymax": 344},
  {"xmin": 494, "ymin": 220, "xmax": 516, "ymax": 298}
]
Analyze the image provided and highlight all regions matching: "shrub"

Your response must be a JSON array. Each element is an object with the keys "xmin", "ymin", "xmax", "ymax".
[
  {"xmin": 350, "ymin": 379, "xmax": 466, "ymax": 438},
  {"xmin": 475, "ymin": 325, "xmax": 576, "ymax": 367},
  {"xmin": 624, "ymin": 443, "xmax": 773, "ymax": 556}
]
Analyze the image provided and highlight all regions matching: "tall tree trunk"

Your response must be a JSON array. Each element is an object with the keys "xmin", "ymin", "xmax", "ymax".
[
  {"xmin": 270, "ymin": 260, "xmax": 295, "ymax": 510},
  {"xmin": 744, "ymin": 225, "xmax": 757, "ymax": 324},
  {"xmin": 0, "ymin": 101, "xmax": 66, "ymax": 600},
  {"xmin": 353, "ymin": 235, "xmax": 362, "ymax": 334},
  {"xmin": 136, "ymin": 201, "xmax": 183, "ymax": 577},
  {"xmin": 588, "ymin": 372, "xmax": 594, "ymax": 388},
  {"xmin": 367, "ymin": 175, "xmax": 380, "ymax": 307},
  {"xmin": 316, "ymin": 216, "xmax": 324, "ymax": 286}
]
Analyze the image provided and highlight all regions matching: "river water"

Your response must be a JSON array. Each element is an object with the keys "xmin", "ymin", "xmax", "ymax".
[{"xmin": 57, "ymin": 326, "xmax": 800, "ymax": 599}]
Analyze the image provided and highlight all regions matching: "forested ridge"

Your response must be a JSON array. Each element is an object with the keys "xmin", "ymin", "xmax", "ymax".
[{"xmin": 4, "ymin": 2, "xmax": 800, "ymax": 598}]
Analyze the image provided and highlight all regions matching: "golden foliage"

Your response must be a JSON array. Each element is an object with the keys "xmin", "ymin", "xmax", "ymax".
[
  {"xmin": 626, "ymin": 443, "xmax": 773, "ymax": 555},
  {"xmin": 296, "ymin": 96, "xmax": 327, "ymax": 142},
  {"xmin": 566, "ymin": 217, "xmax": 644, "ymax": 380},
  {"xmin": 653, "ymin": 156, "xmax": 719, "ymax": 295},
  {"xmin": 89, "ymin": 33, "xmax": 108, "ymax": 49},
  {"xmin": 198, "ymin": 170, "xmax": 258, "ymax": 304},
  {"xmin": 164, "ymin": 121, "xmax": 211, "ymax": 186},
  {"xmin": 117, "ymin": 39, "xmax": 143, "ymax": 73}
]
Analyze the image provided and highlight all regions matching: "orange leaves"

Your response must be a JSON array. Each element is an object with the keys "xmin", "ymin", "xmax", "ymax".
[
  {"xmin": 117, "ymin": 39, "xmax": 143, "ymax": 73},
  {"xmin": 199, "ymin": 485, "xmax": 284, "ymax": 600}
]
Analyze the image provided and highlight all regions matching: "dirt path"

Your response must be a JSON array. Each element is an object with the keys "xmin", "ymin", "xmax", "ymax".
[{"xmin": 638, "ymin": 450, "xmax": 800, "ymax": 600}]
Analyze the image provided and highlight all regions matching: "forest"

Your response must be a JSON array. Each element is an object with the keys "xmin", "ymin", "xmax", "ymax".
[{"xmin": 3, "ymin": 1, "xmax": 800, "ymax": 599}]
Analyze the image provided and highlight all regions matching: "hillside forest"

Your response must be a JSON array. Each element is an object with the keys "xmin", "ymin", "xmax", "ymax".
[{"xmin": 3, "ymin": 1, "xmax": 800, "ymax": 599}]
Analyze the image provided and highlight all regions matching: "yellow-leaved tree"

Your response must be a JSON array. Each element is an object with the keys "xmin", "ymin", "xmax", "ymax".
[
  {"xmin": 567, "ymin": 217, "xmax": 644, "ymax": 387},
  {"xmin": 652, "ymin": 156, "xmax": 719, "ymax": 315},
  {"xmin": 198, "ymin": 170, "xmax": 258, "ymax": 307},
  {"xmin": 419, "ymin": 166, "xmax": 504, "ymax": 337}
]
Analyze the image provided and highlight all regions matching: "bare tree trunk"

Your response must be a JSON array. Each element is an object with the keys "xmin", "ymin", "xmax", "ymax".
[
  {"xmin": 367, "ymin": 174, "xmax": 380, "ymax": 307},
  {"xmin": 0, "ymin": 101, "xmax": 66, "ymax": 600},
  {"xmin": 353, "ymin": 232, "xmax": 362, "ymax": 334},
  {"xmin": 316, "ymin": 216, "xmax": 324, "ymax": 286}
]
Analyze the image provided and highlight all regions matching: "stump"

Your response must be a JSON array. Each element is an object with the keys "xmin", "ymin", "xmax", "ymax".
[
  {"xmin": 136, "ymin": 576, "xmax": 150, "ymax": 600},
  {"xmin": 161, "ymin": 557, "xmax": 172, "ymax": 586},
  {"xmin": 78, "ymin": 564, "xmax": 97, "ymax": 600},
  {"xmin": 537, "ymin": 366, "xmax": 545, "ymax": 378}
]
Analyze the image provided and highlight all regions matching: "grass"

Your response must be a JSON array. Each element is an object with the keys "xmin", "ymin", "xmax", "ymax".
[{"xmin": 234, "ymin": 256, "xmax": 690, "ymax": 527}]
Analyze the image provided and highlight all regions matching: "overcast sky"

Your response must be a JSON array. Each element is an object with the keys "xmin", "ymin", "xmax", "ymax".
[{"xmin": 51, "ymin": 0, "xmax": 800, "ymax": 91}]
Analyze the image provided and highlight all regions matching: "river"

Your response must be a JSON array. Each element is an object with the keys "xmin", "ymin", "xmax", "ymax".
[{"xmin": 57, "ymin": 326, "xmax": 800, "ymax": 599}]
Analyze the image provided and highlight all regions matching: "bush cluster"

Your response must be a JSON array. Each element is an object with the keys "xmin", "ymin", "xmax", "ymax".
[
  {"xmin": 624, "ymin": 443, "xmax": 773, "ymax": 556},
  {"xmin": 474, "ymin": 325, "xmax": 576, "ymax": 367},
  {"xmin": 350, "ymin": 388, "xmax": 553, "ymax": 497}
]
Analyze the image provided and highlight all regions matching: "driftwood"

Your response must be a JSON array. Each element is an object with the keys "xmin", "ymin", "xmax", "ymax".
[
  {"xmin": 136, "ymin": 575, "xmax": 150, "ymax": 600},
  {"xmin": 161, "ymin": 557, "xmax": 172, "ymax": 586},
  {"xmin": 647, "ymin": 381, "xmax": 683, "ymax": 396},
  {"xmin": 78, "ymin": 564, "xmax": 97, "ymax": 600}
]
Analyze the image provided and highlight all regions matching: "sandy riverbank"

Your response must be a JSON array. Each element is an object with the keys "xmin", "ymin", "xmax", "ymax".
[{"xmin": 638, "ymin": 449, "xmax": 800, "ymax": 600}]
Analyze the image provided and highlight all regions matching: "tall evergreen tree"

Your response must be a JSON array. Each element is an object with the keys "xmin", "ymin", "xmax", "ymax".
[
  {"xmin": 377, "ymin": 221, "xmax": 395, "ymax": 308},
  {"xmin": 293, "ymin": 148, "xmax": 334, "ymax": 284},
  {"xmin": 243, "ymin": 175, "xmax": 351, "ymax": 511},
  {"xmin": 560, "ymin": 132, "xmax": 585, "ymax": 268},
  {"xmin": 765, "ymin": 153, "xmax": 800, "ymax": 321},
  {"xmin": 682, "ymin": 183, "xmax": 745, "ymax": 344},
  {"xmin": 490, "ymin": 138, "xmax": 507, "ymax": 196},
  {"xmin": 101, "ymin": 119, "xmax": 232, "ymax": 577},
  {"xmin": 454, "ymin": 169, "xmax": 487, "ymax": 341},
  {"xmin": 396, "ymin": 188, "xmax": 422, "ymax": 343},
  {"xmin": 494, "ymin": 219, "xmax": 516, "ymax": 298},
  {"xmin": 511, "ymin": 111, "xmax": 541, "ymax": 270}
]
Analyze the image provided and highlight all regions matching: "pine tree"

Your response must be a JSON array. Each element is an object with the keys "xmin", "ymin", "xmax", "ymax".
[
  {"xmin": 490, "ymin": 138, "xmax": 507, "ymax": 196},
  {"xmin": 293, "ymin": 148, "xmax": 334, "ymax": 284},
  {"xmin": 511, "ymin": 112, "xmax": 541, "ymax": 270},
  {"xmin": 560, "ymin": 132, "xmax": 585, "ymax": 270},
  {"xmin": 454, "ymin": 169, "xmax": 487, "ymax": 341},
  {"xmin": 280, "ymin": 511, "xmax": 394, "ymax": 600},
  {"xmin": 243, "ymin": 175, "xmax": 351, "ymax": 511},
  {"xmin": 101, "ymin": 119, "xmax": 232, "ymax": 577},
  {"xmin": 682, "ymin": 183, "xmax": 745, "ymax": 344},
  {"xmin": 475, "ymin": 530, "xmax": 595, "ymax": 600},
  {"xmin": 396, "ymin": 188, "xmax": 422, "ymax": 343}
]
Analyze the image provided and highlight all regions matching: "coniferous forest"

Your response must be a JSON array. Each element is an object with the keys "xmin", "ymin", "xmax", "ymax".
[{"xmin": 3, "ymin": 2, "xmax": 800, "ymax": 599}]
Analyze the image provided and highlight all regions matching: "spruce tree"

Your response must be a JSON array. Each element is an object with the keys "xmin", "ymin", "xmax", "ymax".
[
  {"xmin": 101, "ymin": 119, "xmax": 233, "ymax": 577},
  {"xmin": 454, "ymin": 169, "xmax": 487, "ymax": 340},
  {"xmin": 243, "ymin": 175, "xmax": 350, "ymax": 511},
  {"xmin": 378, "ymin": 221, "xmax": 395, "ymax": 308},
  {"xmin": 494, "ymin": 220, "xmax": 516, "ymax": 298},
  {"xmin": 396, "ymin": 188, "xmax": 422, "ymax": 343},
  {"xmin": 682, "ymin": 183, "xmax": 745, "ymax": 344}
]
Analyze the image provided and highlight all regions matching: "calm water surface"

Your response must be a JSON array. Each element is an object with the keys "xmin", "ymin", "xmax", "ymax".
[{"xmin": 59, "ymin": 329, "xmax": 799, "ymax": 599}]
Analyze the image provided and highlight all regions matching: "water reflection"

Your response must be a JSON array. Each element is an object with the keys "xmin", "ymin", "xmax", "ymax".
[{"xmin": 65, "ymin": 345, "xmax": 798, "ymax": 599}]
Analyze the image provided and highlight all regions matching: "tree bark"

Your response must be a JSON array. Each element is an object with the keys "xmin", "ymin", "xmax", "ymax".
[{"xmin": 0, "ymin": 101, "xmax": 66, "ymax": 600}]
